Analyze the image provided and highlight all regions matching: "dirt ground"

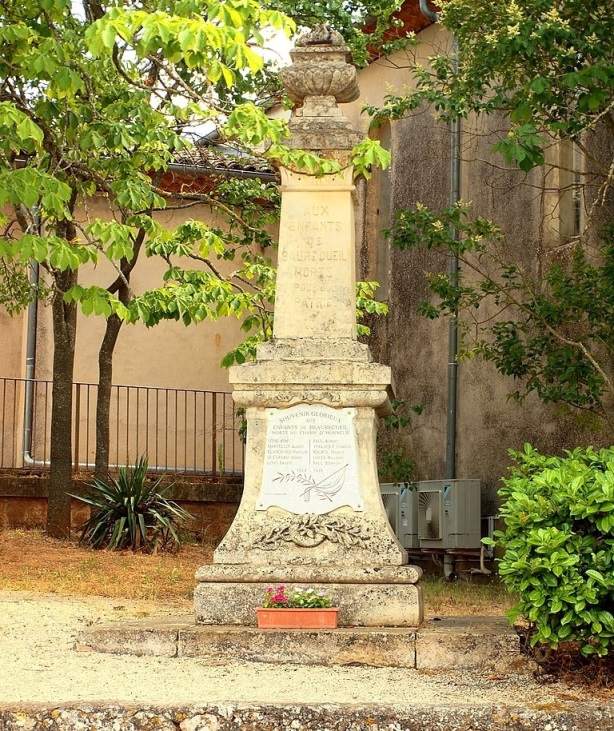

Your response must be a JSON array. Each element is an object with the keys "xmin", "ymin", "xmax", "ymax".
[
  {"xmin": 0, "ymin": 529, "xmax": 514, "ymax": 616},
  {"xmin": 0, "ymin": 590, "xmax": 605, "ymax": 707},
  {"xmin": 0, "ymin": 529, "xmax": 611, "ymax": 707},
  {"xmin": 0, "ymin": 528, "xmax": 212, "ymax": 607}
]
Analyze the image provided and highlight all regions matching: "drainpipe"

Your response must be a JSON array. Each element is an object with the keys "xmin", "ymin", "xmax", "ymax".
[
  {"xmin": 23, "ymin": 208, "xmax": 40, "ymax": 465},
  {"xmin": 445, "ymin": 37, "xmax": 460, "ymax": 481},
  {"xmin": 418, "ymin": 3, "xmax": 461, "ymax": 480},
  {"xmin": 418, "ymin": 0, "xmax": 439, "ymax": 23}
]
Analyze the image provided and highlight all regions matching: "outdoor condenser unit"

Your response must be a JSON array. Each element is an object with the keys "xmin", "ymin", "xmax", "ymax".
[
  {"xmin": 417, "ymin": 480, "xmax": 481, "ymax": 550},
  {"xmin": 380, "ymin": 483, "xmax": 419, "ymax": 550}
]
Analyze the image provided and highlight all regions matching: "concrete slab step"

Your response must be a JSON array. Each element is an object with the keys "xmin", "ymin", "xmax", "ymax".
[{"xmin": 76, "ymin": 615, "xmax": 528, "ymax": 672}]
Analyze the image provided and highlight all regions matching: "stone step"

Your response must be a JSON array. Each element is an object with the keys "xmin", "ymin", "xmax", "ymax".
[{"xmin": 76, "ymin": 616, "xmax": 528, "ymax": 672}]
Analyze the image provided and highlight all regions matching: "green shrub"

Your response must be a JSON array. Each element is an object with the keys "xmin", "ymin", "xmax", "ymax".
[
  {"xmin": 489, "ymin": 444, "xmax": 614, "ymax": 656},
  {"xmin": 377, "ymin": 399, "xmax": 421, "ymax": 486},
  {"xmin": 73, "ymin": 457, "xmax": 193, "ymax": 552}
]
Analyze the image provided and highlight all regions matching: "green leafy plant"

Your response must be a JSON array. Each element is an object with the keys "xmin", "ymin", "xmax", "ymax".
[
  {"xmin": 487, "ymin": 444, "xmax": 614, "ymax": 656},
  {"xmin": 377, "ymin": 444, "xmax": 416, "ymax": 487},
  {"xmin": 368, "ymin": 0, "xmax": 614, "ymax": 172},
  {"xmin": 377, "ymin": 399, "xmax": 422, "ymax": 485},
  {"xmin": 262, "ymin": 585, "xmax": 334, "ymax": 608},
  {"xmin": 73, "ymin": 457, "xmax": 193, "ymax": 552},
  {"xmin": 235, "ymin": 407, "xmax": 248, "ymax": 445}
]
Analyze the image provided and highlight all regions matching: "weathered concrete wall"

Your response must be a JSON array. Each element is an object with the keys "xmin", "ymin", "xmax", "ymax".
[
  {"xmin": 1, "ymin": 703, "xmax": 613, "ymax": 731},
  {"xmin": 344, "ymin": 27, "xmax": 612, "ymax": 510},
  {"xmin": 0, "ymin": 475, "xmax": 240, "ymax": 542}
]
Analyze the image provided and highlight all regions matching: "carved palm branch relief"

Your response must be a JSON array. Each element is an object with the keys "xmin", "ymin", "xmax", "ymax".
[{"xmin": 272, "ymin": 465, "xmax": 348, "ymax": 502}]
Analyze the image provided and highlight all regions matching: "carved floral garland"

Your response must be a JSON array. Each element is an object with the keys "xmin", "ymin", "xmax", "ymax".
[{"xmin": 254, "ymin": 513, "xmax": 373, "ymax": 550}]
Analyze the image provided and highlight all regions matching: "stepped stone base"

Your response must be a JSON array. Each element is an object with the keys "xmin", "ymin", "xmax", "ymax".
[
  {"xmin": 194, "ymin": 564, "xmax": 423, "ymax": 627},
  {"xmin": 76, "ymin": 616, "xmax": 528, "ymax": 672}
]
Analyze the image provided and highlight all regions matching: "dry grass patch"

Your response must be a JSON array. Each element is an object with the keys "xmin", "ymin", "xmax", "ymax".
[
  {"xmin": 0, "ymin": 528, "xmax": 211, "ymax": 610},
  {"xmin": 422, "ymin": 575, "xmax": 515, "ymax": 617},
  {"xmin": 0, "ymin": 529, "xmax": 513, "ymax": 616}
]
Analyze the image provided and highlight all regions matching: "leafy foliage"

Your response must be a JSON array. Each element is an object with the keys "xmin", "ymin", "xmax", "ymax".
[
  {"xmin": 388, "ymin": 204, "xmax": 614, "ymax": 428},
  {"xmin": 0, "ymin": 0, "xmax": 394, "ymax": 520},
  {"xmin": 0, "ymin": 257, "xmax": 38, "ymax": 314},
  {"xmin": 0, "ymin": 0, "xmax": 392, "ymax": 335},
  {"xmin": 351, "ymin": 138, "xmax": 392, "ymax": 180},
  {"xmin": 488, "ymin": 444, "xmax": 614, "ymax": 657},
  {"xmin": 377, "ymin": 399, "xmax": 423, "ymax": 485},
  {"xmin": 368, "ymin": 0, "xmax": 614, "ymax": 172},
  {"xmin": 73, "ymin": 457, "xmax": 192, "ymax": 552},
  {"xmin": 0, "ymin": 0, "xmax": 291, "ymax": 319},
  {"xmin": 0, "ymin": 0, "xmax": 393, "ymax": 505}
]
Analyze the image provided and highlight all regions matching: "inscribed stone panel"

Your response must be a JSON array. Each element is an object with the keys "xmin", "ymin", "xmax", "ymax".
[{"xmin": 258, "ymin": 404, "xmax": 363, "ymax": 515}]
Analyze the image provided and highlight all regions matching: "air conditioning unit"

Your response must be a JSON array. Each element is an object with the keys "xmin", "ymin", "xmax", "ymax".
[
  {"xmin": 380, "ymin": 482, "xmax": 401, "ymax": 536},
  {"xmin": 380, "ymin": 483, "xmax": 419, "ymax": 550},
  {"xmin": 417, "ymin": 480, "xmax": 481, "ymax": 550}
]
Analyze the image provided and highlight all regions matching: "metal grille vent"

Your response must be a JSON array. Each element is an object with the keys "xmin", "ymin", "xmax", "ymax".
[{"xmin": 418, "ymin": 490, "xmax": 443, "ymax": 540}]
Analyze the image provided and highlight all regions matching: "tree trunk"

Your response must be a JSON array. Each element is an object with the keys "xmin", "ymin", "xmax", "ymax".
[
  {"xmin": 93, "ymin": 229, "xmax": 144, "ymax": 481},
  {"xmin": 47, "ymin": 267, "xmax": 78, "ymax": 538},
  {"xmin": 94, "ymin": 314, "xmax": 123, "ymax": 481}
]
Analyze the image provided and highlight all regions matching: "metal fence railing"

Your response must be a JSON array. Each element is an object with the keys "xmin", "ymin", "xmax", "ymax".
[{"xmin": 0, "ymin": 377, "xmax": 244, "ymax": 478}]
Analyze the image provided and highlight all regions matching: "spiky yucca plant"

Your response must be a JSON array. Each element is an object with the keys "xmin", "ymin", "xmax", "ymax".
[{"xmin": 72, "ymin": 457, "xmax": 192, "ymax": 551}]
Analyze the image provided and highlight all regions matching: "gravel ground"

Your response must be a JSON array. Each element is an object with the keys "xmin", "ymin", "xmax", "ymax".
[{"xmin": 0, "ymin": 590, "xmax": 606, "ymax": 708}]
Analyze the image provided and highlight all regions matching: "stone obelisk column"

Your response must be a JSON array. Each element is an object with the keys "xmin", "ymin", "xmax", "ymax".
[{"xmin": 194, "ymin": 26, "xmax": 423, "ymax": 628}]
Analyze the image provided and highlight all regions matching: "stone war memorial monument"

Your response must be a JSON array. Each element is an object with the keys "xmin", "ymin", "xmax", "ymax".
[{"xmin": 194, "ymin": 25, "xmax": 423, "ymax": 629}]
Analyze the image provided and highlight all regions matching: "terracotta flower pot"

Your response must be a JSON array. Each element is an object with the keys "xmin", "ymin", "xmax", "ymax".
[{"xmin": 256, "ymin": 607, "xmax": 339, "ymax": 629}]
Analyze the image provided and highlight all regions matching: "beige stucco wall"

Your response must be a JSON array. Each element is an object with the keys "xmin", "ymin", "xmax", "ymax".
[
  {"xmin": 0, "ymin": 307, "xmax": 29, "ymax": 468},
  {"xmin": 0, "ymin": 310, "xmax": 27, "ymax": 379},
  {"xmin": 344, "ymin": 27, "xmax": 603, "ymax": 510}
]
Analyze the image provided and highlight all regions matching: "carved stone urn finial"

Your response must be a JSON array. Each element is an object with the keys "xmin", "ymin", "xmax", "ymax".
[
  {"xmin": 280, "ymin": 25, "xmax": 360, "ymax": 113},
  {"xmin": 295, "ymin": 24, "xmax": 345, "ymax": 48}
]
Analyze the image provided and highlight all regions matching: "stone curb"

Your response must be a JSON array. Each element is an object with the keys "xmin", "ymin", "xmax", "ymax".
[
  {"xmin": 76, "ymin": 616, "xmax": 529, "ymax": 672},
  {"xmin": 1, "ymin": 703, "xmax": 613, "ymax": 731}
]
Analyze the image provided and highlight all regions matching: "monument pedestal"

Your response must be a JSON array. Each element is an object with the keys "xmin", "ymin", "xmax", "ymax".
[
  {"xmin": 77, "ymin": 27, "xmax": 425, "ymax": 668},
  {"xmin": 193, "ymin": 350, "xmax": 424, "ymax": 628}
]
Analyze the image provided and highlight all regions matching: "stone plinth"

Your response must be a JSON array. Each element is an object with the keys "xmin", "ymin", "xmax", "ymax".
[
  {"xmin": 77, "ymin": 616, "xmax": 527, "ymax": 672},
  {"xmin": 194, "ymin": 565, "xmax": 423, "ymax": 627}
]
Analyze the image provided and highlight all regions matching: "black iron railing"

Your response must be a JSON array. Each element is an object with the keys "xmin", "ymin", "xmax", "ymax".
[{"xmin": 0, "ymin": 377, "xmax": 243, "ymax": 478}]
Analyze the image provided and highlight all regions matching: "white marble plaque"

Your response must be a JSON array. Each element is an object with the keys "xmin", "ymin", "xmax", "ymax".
[{"xmin": 258, "ymin": 404, "xmax": 363, "ymax": 515}]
